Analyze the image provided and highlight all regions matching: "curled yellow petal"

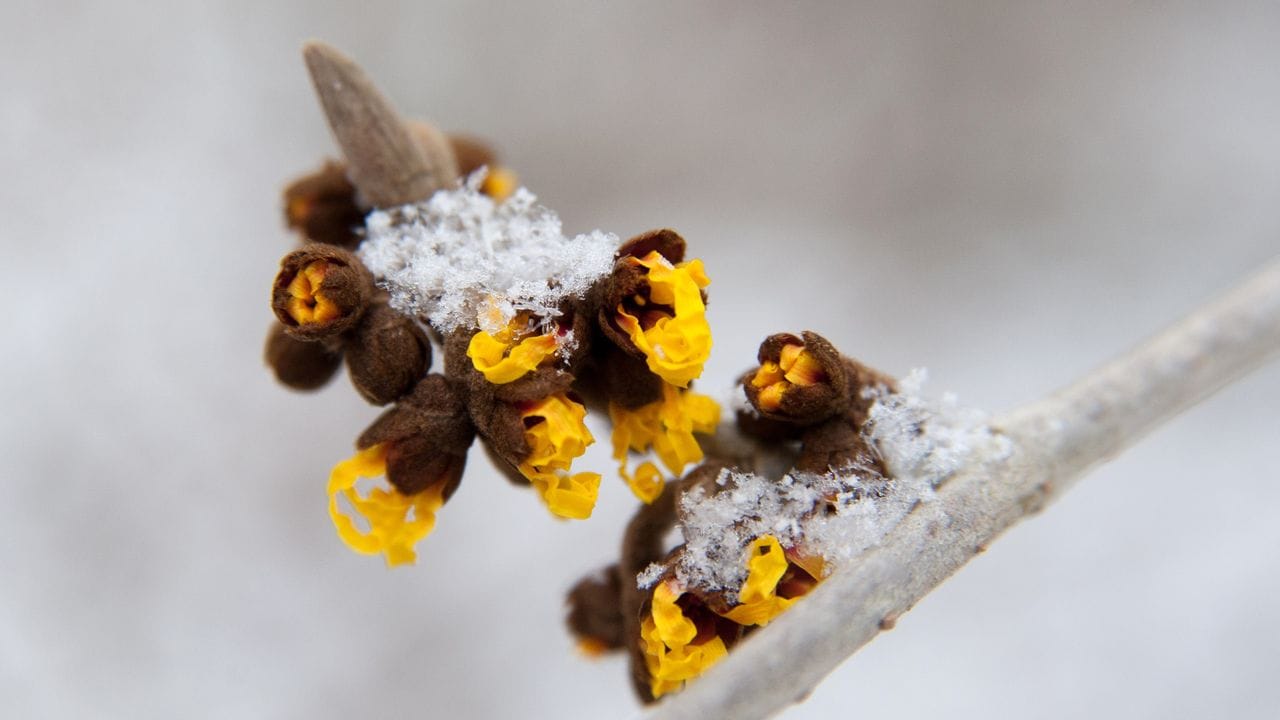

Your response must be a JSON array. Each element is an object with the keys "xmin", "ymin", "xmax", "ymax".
[
  {"xmin": 750, "ymin": 344, "xmax": 825, "ymax": 411},
  {"xmin": 609, "ymin": 384, "xmax": 721, "ymax": 503},
  {"xmin": 286, "ymin": 260, "xmax": 341, "ymax": 325},
  {"xmin": 467, "ymin": 326, "xmax": 559, "ymax": 384},
  {"xmin": 519, "ymin": 394, "xmax": 600, "ymax": 519},
  {"xmin": 615, "ymin": 252, "xmax": 712, "ymax": 387},
  {"xmin": 641, "ymin": 580, "xmax": 728, "ymax": 699},
  {"xmin": 722, "ymin": 535, "xmax": 795, "ymax": 626},
  {"xmin": 326, "ymin": 444, "xmax": 445, "ymax": 567}
]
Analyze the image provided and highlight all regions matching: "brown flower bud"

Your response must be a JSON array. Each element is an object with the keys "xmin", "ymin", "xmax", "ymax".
[
  {"xmin": 263, "ymin": 322, "xmax": 343, "ymax": 391},
  {"xmin": 616, "ymin": 227, "xmax": 686, "ymax": 265},
  {"xmin": 357, "ymin": 374, "xmax": 475, "ymax": 496},
  {"xmin": 271, "ymin": 244, "xmax": 374, "ymax": 341},
  {"xmin": 596, "ymin": 228, "xmax": 687, "ymax": 356},
  {"xmin": 566, "ymin": 567, "xmax": 626, "ymax": 654},
  {"xmin": 345, "ymin": 303, "xmax": 432, "ymax": 405},
  {"xmin": 447, "ymin": 133, "xmax": 497, "ymax": 178},
  {"xmin": 742, "ymin": 331, "xmax": 850, "ymax": 427},
  {"xmin": 282, "ymin": 160, "xmax": 365, "ymax": 247}
]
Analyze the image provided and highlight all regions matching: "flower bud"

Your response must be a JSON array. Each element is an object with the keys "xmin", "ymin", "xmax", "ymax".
[
  {"xmin": 346, "ymin": 303, "xmax": 432, "ymax": 405},
  {"xmin": 598, "ymin": 229, "xmax": 712, "ymax": 388},
  {"xmin": 742, "ymin": 331, "xmax": 849, "ymax": 426},
  {"xmin": 566, "ymin": 568, "xmax": 626, "ymax": 655},
  {"xmin": 448, "ymin": 134, "xmax": 496, "ymax": 177},
  {"xmin": 271, "ymin": 244, "xmax": 374, "ymax": 340},
  {"xmin": 282, "ymin": 160, "xmax": 365, "ymax": 247},
  {"xmin": 263, "ymin": 322, "xmax": 342, "ymax": 391},
  {"xmin": 357, "ymin": 374, "xmax": 475, "ymax": 496}
]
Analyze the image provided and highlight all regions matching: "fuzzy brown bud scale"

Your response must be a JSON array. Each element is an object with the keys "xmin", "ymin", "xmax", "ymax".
[
  {"xmin": 358, "ymin": 374, "xmax": 475, "ymax": 497},
  {"xmin": 345, "ymin": 303, "xmax": 432, "ymax": 405},
  {"xmin": 263, "ymin": 323, "xmax": 343, "ymax": 391}
]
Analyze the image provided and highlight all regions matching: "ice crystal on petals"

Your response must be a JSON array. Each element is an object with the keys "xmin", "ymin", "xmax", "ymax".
[
  {"xmin": 358, "ymin": 173, "xmax": 618, "ymax": 332},
  {"xmin": 667, "ymin": 372, "xmax": 1013, "ymax": 596}
]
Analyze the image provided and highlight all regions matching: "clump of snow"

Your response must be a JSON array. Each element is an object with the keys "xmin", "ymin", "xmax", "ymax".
[
  {"xmin": 358, "ymin": 172, "xmax": 618, "ymax": 333},
  {"xmin": 655, "ymin": 370, "xmax": 1013, "ymax": 597},
  {"xmin": 636, "ymin": 562, "xmax": 667, "ymax": 588}
]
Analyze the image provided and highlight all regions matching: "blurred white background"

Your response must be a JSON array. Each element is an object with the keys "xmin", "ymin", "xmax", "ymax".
[{"xmin": 2, "ymin": 2, "xmax": 1278, "ymax": 718}]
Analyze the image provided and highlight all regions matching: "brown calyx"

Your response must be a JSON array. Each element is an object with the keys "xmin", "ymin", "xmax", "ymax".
[
  {"xmin": 272, "ymin": 244, "xmax": 374, "ymax": 341},
  {"xmin": 794, "ymin": 416, "xmax": 888, "ymax": 479},
  {"xmin": 742, "ymin": 331, "xmax": 850, "ymax": 427},
  {"xmin": 346, "ymin": 303, "xmax": 433, "ymax": 405},
  {"xmin": 282, "ymin": 160, "xmax": 365, "ymax": 248},
  {"xmin": 462, "ymin": 390, "xmax": 532, "ymax": 473},
  {"xmin": 596, "ymin": 229, "xmax": 689, "ymax": 358},
  {"xmin": 565, "ymin": 568, "xmax": 626, "ymax": 653},
  {"xmin": 357, "ymin": 374, "xmax": 475, "ymax": 496},
  {"xmin": 263, "ymin": 322, "xmax": 343, "ymax": 391}
]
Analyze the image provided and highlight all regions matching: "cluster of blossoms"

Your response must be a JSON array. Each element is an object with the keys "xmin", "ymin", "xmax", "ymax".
[
  {"xmin": 565, "ymin": 331, "xmax": 901, "ymax": 701},
  {"xmin": 267, "ymin": 132, "xmax": 722, "ymax": 566},
  {"xmin": 268, "ymin": 43, "xmax": 1008, "ymax": 706}
]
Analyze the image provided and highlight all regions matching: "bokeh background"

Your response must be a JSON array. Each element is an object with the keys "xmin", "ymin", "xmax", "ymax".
[{"xmin": 3, "ymin": 2, "xmax": 1278, "ymax": 718}]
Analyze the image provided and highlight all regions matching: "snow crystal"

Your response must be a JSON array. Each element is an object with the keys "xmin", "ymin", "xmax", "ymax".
[
  {"xmin": 358, "ymin": 172, "xmax": 619, "ymax": 332},
  {"xmin": 665, "ymin": 371, "xmax": 1013, "ymax": 597}
]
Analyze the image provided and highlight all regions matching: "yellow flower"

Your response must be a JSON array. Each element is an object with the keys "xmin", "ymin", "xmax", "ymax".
[
  {"xmin": 640, "ymin": 580, "xmax": 729, "ymax": 699},
  {"xmin": 750, "ymin": 343, "xmax": 826, "ymax": 412},
  {"xmin": 326, "ymin": 444, "xmax": 446, "ymax": 567},
  {"xmin": 285, "ymin": 260, "xmax": 341, "ymax": 325},
  {"xmin": 614, "ymin": 251, "xmax": 712, "ymax": 387},
  {"xmin": 518, "ymin": 394, "xmax": 602, "ymax": 519},
  {"xmin": 480, "ymin": 166, "xmax": 518, "ymax": 201},
  {"xmin": 467, "ymin": 311, "xmax": 559, "ymax": 384},
  {"xmin": 721, "ymin": 535, "xmax": 797, "ymax": 626},
  {"xmin": 609, "ymin": 384, "xmax": 721, "ymax": 503}
]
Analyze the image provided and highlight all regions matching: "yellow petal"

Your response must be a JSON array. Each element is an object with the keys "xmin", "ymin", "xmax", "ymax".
[
  {"xmin": 641, "ymin": 580, "xmax": 729, "ymax": 698},
  {"xmin": 609, "ymin": 385, "xmax": 721, "ymax": 502},
  {"xmin": 518, "ymin": 394, "xmax": 599, "ymax": 519},
  {"xmin": 326, "ymin": 444, "xmax": 446, "ymax": 567},
  {"xmin": 481, "ymin": 166, "xmax": 519, "ymax": 201},
  {"xmin": 624, "ymin": 461, "xmax": 665, "ymax": 504},
  {"xmin": 467, "ymin": 328, "xmax": 559, "ymax": 384},
  {"xmin": 616, "ymin": 252, "xmax": 712, "ymax": 388},
  {"xmin": 721, "ymin": 535, "xmax": 796, "ymax": 626}
]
